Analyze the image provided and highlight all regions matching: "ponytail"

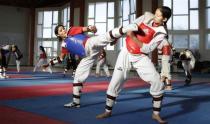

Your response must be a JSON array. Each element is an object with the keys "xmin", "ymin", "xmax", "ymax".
[{"xmin": 159, "ymin": 6, "xmax": 172, "ymax": 21}]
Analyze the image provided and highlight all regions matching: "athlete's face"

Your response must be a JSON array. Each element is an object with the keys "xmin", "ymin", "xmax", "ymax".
[
  {"xmin": 57, "ymin": 26, "xmax": 67, "ymax": 39},
  {"xmin": 153, "ymin": 9, "xmax": 167, "ymax": 26},
  {"xmin": 11, "ymin": 45, "xmax": 16, "ymax": 52}
]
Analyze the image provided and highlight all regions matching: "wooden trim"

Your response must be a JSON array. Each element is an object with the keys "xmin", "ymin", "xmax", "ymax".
[
  {"xmin": 0, "ymin": 0, "xmax": 70, "ymax": 8},
  {"xmin": 70, "ymin": 0, "xmax": 85, "ymax": 26},
  {"xmin": 80, "ymin": 0, "xmax": 85, "ymax": 26},
  {"xmin": 136, "ymin": 0, "xmax": 143, "ymax": 17},
  {"xmin": 29, "ymin": 7, "xmax": 35, "ymax": 65},
  {"xmin": 151, "ymin": 0, "xmax": 159, "ymax": 65}
]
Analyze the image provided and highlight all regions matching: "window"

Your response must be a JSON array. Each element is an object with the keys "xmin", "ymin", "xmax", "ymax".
[
  {"xmin": 61, "ymin": 6, "xmax": 70, "ymax": 29},
  {"xmin": 86, "ymin": 0, "xmax": 136, "ymax": 50},
  {"xmin": 118, "ymin": 0, "xmax": 136, "ymax": 49},
  {"xmin": 87, "ymin": 1, "xmax": 115, "ymax": 50},
  {"xmin": 207, "ymin": 34, "xmax": 210, "ymax": 49},
  {"xmin": 36, "ymin": 3, "xmax": 71, "ymax": 60},
  {"xmin": 173, "ymin": 35, "xmax": 188, "ymax": 48},
  {"xmin": 163, "ymin": 0, "xmax": 199, "ymax": 49},
  {"xmin": 189, "ymin": 35, "xmax": 199, "ymax": 49},
  {"xmin": 36, "ymin": 10, "xmax": 59, "ymax": 58},
  {"xmin": 206, "ymin": 0, "xmax": 210, "ymax": 49}
]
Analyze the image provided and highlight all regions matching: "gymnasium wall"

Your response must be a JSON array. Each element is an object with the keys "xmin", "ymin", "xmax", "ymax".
[{"xmin": 0, "ymin": 5, "xmax": 30, "ymax": 65}]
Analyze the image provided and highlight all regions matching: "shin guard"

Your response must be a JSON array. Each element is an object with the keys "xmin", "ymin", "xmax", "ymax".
[
  {"xmin": 152, "ymin": 95, "xmax": 163, "ymax": 115},
  {"xmin": 105, "ymin": 94, "xmax": 116, "ymax": 112},
  {"xmin": 72, "ymin": 83, "xmax": 83, "ymax": 104}
]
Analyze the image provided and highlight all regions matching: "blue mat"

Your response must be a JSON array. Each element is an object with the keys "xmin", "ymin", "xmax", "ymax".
[{"xmin": 1, "ymin": 81, "xmax": 210, "ymax": 124}]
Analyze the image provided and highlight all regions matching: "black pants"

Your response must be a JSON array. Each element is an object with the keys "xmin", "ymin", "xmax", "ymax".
[{"xmin": 0, "ymin": 52, "xmax": 7, "ymax": 68}]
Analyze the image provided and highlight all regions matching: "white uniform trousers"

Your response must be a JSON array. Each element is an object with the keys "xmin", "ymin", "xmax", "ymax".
[
  {"xmin": 182, "ymin": 60, "xmax": 195, "ymax": 75},
  {"xmin": 107, "ymin": 48, "xmax": 164, "ymax": 97},
  {"xmin": 73, "ymin": 34, "xmax": 113, "ymax": 84}
]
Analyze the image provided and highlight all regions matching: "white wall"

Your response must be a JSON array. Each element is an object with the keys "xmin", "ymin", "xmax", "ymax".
[{"xmin": 0, "ymin": 5, "xmax": 30, "ymax": 65}]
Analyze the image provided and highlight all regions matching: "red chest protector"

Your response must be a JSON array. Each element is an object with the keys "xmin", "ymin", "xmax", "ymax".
[
  {"xmin": 61, "ymin": 47, "xmax": 69, "ymax": 54},
  {"xmin": 40, "ymin": 53, "xmax": 47, "ymax": 59},
  {"xmin": 162, "ymin": 45, "xmax": 171, "ymax": 55},
  {"xmin": 126, "ymin": 23, "xmax": 155, "ymax": 54}
]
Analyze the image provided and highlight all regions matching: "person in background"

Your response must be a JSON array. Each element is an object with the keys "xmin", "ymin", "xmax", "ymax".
[
  {"xmin": 179, "ymin": 49, "xmax": 195, "ymax": 86},
  {"xmin": 0, "ymin": 45, "xmax": 21, "ymax": 78},
  {"xmin": 33, "ymin": 46, "xmax": 52, "ymax": 73},
  {"xmin": 63, "ymin": 53, "xmax": 80, "ymax": 77},
  {"xmin": 95, "ymin": 48, "xmax": 111, "ymax": 78},
  {"xmin": 13, "ymin": 45, "xmax": 23, "ymax": 73}
]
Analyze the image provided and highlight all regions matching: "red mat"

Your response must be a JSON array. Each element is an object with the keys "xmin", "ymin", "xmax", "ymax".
[
  {"xmin": 0, "ymin": 106, "xmax": 69, "ymax": 124},
  {"xmin": 0, "ymin": 78, "xmax": 148, "ymax": 100},
  {"xmin": 7, "ymin": 74, "xmax": 33, "ymax": 78}
]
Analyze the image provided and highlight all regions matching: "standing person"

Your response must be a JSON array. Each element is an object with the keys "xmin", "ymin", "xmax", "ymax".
[
  {"xmin": 0, "ymin": 45, "xmax": 20, "ymax": 78},
  {"xmin": 33, "ymin": 46, "xmax": 52, "ymax": 73},
  {"xmin": 69, "ymin": 54, "xmax": 81, "ymax": 77},
  {"xmin": 62, "ymin": 53, "xmax": 71, "ymax": 75},
  {"xmin": 157, "ymin": 38, "xmax": 173, "ymax": 90},
  {"xmin": 60, "ymin": 40, "xmax": 70, "ymax": 74},
  {"xmin": 96, "ymin": 6, "xmax": 171, "ymax": 124},
  {"xmin": 179, "ymin": 49, "xmax": 195, "ymax": 86},
  {"xmin": 13, "ymin": 45, "xmax": 23, "ymax": 73},
  {"xmin": 62, "ymin": 53, "xmax": 79, "ymax": 77},
  {"xmin": 51, "ymin": 23, "xmax": 138, "ymax": 108},
  {"xmin": 95, "ymin": 48, "xmax": 111, "ymax": 77}
]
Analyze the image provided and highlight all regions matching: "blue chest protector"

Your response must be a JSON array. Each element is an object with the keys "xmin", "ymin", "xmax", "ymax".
[{"xmin": 65, "ymin": 34, "xmax": 88, "ymax": 57}]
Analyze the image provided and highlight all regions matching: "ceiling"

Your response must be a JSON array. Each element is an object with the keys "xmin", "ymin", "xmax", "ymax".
[{"xmin": 0, "ymin": 0, "xmax": 70, "ymax": 8}]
